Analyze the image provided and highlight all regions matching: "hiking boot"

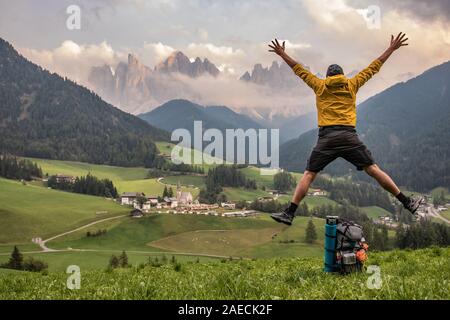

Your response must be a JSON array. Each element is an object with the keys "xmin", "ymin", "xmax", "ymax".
[
  {"xmin": 404, "ymin": 196, "xmax": 424, "ymax": 215},
  {"xmin": 270, "ymin": 209, "xmax": 294, "ymax": 226}
]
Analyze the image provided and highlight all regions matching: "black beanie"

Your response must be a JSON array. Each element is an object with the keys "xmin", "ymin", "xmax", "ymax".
[{"xmin": 326, "ymin": 64, "xmax": 344, "ymax": 77}]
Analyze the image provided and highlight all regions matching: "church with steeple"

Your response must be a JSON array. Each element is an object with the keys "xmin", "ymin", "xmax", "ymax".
[{"xmin": 176, "ymin": 181, "xmax": 193, "ymax": 206}]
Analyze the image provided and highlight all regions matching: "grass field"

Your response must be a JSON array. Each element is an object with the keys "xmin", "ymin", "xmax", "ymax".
[
  {"xmin": 1, "ymin": 247, "xmax": 448, "ymax": 299},
  {"xmin": 45, "ymin": 214, "xmax": 279, "ymax": 252},
  {"xmin": 162, "ymin": 175, "xmax": 205, "ymax": 189},
  {"xmin": 222, "ymin": 187, "xmax": 269, "ymax": 201},
  {"xmin": 0, "ymin": 178, "xmax": 127, "ymax": 243},
  {"xmin": 149, "ymin": 228, "xmax": 281, "ymax": 257},
  {"xmin": 239, "ymin": 166, "xmax": 302, "ymax": 190},
  {"xmin": 361, "ymin": 206, "xmax": 393, "ymax": 220},
  {"xmin": 0, "ymin": 243, "xmax": 41, "ymax": 254},
  {"xmin": 431, "ymin": 187, "xmax": 450, "ymax": 200},
  {"xmin": 0, "ymin": 214, "xmax": 329, "ymax": 271},
  {"xmin": 275, "ymin": 195, "xmax": 338, "ymax": 209},
  {"xmin": 440, "ymin": 209, "xmax": 450, "ymax": 221},
  {"xmin": 155, "ymin": 141, "xmax": 228, "ymax": 171},
  {"xmin": 0, "ymin": 250, "xmax": 217, "ymax": 272},
  {"xmin": 52, "ymin": 215, "xmax": 327, "ymax": 261},
  {"xmin": 28, "ymin": 158, "xmax": 148, "ymax": 181},
  {"xmin": 26, "ymin": 157, "xmax": 199, "ymax": 197}
]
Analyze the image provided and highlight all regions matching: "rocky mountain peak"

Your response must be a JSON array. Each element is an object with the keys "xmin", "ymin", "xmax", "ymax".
[{"xmin": 240, "ymin": 61, "xmax": 300, "ymax": 89}]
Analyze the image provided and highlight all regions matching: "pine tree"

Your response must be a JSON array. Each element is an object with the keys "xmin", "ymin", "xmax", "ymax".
[
  {"xmin": 109, "ymin": 255, "xmax": 119, "ymax": 269},
  {"xmin": 305, "ymin": 219, "xmax": 317, "ymax": 244},
  {"xmin": 7, "ymin": 246, "xmax": 24, "ymax": 270},
  {"xmin": 162, "ymin": 186, "xmax": 168, "ymax": 198},
  {"xmin": 118, "ymin": 251, "xmax": 129, "ymax": 268}
]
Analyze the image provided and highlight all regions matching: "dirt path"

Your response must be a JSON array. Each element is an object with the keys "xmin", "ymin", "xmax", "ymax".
[
  {"xmin": 427, "ymin": 207, "xmax": 450, "ymax": 224},
  {"xmin": 37, "ymin": 214, "xmax": 127, "ymax": 251},
  {"xmin": 0, "ymin": 214, "xmax": 244, "ymax": 260}
]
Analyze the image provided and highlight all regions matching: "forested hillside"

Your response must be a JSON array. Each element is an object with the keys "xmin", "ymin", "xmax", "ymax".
[{"xmin": 0, "ymin": 38, "xmax": 168, "ymax": 167}]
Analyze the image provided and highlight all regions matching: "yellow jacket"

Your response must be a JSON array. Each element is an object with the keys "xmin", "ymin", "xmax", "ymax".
[{"xmin": 292, "ymin": 59, "xmax": 383, "ymax": 127}]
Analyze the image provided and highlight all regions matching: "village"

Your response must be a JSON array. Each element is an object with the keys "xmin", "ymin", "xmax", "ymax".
[
  {"xmin": 50, "ymin": 174, "xmax": 450, "ymax": 224},
  {"xmin": 120, "ymin": 181, "xmax": 263, "ymax": 219},
  {"xmin": 375, "ymin": 194, "xmax": 450, "ymax": 227}
]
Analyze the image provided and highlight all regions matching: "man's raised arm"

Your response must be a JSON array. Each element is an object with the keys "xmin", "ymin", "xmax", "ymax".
[
  {"xmin": 378, "ymin": 32, "xmax": 409, "ymax": 64},
  {"xmin": 350, "ymin": 32, "xmax": 409, "ymax": 92},
  {"xmin": 269, "ymin": 38, "xmax": 322, "ymax": 93}
]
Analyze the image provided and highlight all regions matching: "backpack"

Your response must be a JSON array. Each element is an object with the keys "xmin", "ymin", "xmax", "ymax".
[{"xmin": 335, "ymin": 219, "xmax": 369, "ymax": 274}]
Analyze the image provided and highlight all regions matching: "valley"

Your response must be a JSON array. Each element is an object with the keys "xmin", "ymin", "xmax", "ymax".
[{"xmin": 0, "ymin": 137, "xmax": 448, "ymax": 276}]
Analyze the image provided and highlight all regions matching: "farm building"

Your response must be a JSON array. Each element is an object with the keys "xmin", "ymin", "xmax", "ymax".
[
  {"xmin": 222, "ymin": 210, "xmax": 259, "ymax": 218},
  {"xmin": 120, "ymin": 192, "xmax": 145, "ymax": 206},
  {"xmin": 164, "ymin": 197, "xmax": 178, "ymax": 208},
  {"xmin": 130, "ymin": 208, "xmax": 143, "ymax": 218},
  {"xmin": 221, "ymin": 202, "xmax": 236, "ymax": 209},
  {"xmin": 142, "ymin": 196, "xmax": 159, "ymax": 211},
  {"xmin": 54, "ymin": 174, "xmax": 76, "ymax": 184}
]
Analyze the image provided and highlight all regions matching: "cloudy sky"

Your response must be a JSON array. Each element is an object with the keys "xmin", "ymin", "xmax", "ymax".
[{"xmin": 1, "ymin": 0, "xmax": 449, "ymax": 113}]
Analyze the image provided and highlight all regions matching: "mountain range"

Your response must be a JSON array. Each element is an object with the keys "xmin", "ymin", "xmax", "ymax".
[
  {"xmin": 239, "ymin": 61, "xmax": 300, "ymax": 89},
  {"xmin": 280, "ymin": 60, "xmax": 450, "ymax": 191},
  {"xmin": 88, "ymin": 51, "xmax": 315, "ymax": 116},
  {"xmin": 0, "ymin": 37, "xmax": 168, "ymax": 167},
  {"xmin": 88, "ymin": 51, "xmax": 221, "ymax": 114}
]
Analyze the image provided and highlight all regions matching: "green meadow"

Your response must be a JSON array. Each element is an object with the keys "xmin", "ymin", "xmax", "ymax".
[
  {"xmin": 0, "ymin": 178, "xmax": 127, "ymax": 243},
  {"xmin": 26, "ymin": 157, "xmax": 199, "ymax": 197},
  {"xmin": 361, "ymin": 206, "xmax": 393, "ymax": 220},
  {"xmin": 1, "ymin": 247, "xmax": 448, "ymax": 299}
]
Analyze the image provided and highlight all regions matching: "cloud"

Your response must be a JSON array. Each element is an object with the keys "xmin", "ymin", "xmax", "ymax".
[
  {"xmin": 283, "ymin": 40, "xmax": 311, "ymax": 50},
  {"xmin": 19, "ymin": 40, "xmax": 126, "ymax": 85},
  {"xmin": 345, "ymin": 0, "xmax": 450, "ymax": 24},
  {"xmin": 186, "ymin": 43, "xmax": 245, "ymax": 59},
  {"xmin": 196, "ymin": 28, "xmax": 209, "ymax": 41},
  {"xmin": 143, "ymin": 42, "xmax": 175, "ymax": 63},
  {"xmin": 11, "ymin": 0, "xmax": 450, "ymax": 117},
  {"xmin": 296, "ymin": 0, "xmax": 450, "ymax": 103},
  {"xmin": 162, "ymin": 72, "xmax": 315, "ymax": 115}
]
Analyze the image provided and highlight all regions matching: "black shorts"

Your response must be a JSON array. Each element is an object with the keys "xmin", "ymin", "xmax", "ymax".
[{"xmin": 306, "ymin": 126, "xmax": 375, "ymax": 173}]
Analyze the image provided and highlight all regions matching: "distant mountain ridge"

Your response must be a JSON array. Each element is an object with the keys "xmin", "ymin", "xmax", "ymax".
[
  {"xmin": 139, "ymin": 99, "xmax": 263, "ymax": 133},
  {"xmin": 0, "ymin": 37, "xmax": 168, "ymax": 167},
  {"xmin": 240, "ymin": 61, "xmax": 300, "ymax": 89},
  {"xmin": 155, "ymin": 51, "xmax": 220, "ymax": 77},
  {"xmin": 88, "ymin": 51, "xmax": 220, "ymax": 114},
  {"xmin": 280, "ymin": 60, "xmax": 450, "ymax": 191}
]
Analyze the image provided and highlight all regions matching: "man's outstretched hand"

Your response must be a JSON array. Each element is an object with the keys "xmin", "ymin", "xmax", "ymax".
[
  {"xmin": 378, "ymin": 32, "xmax": 409, "ymax": 63},
  {"xmin": 389, "ymin": 32, "xmax": 408, "ymax": 51},
  {"xmin": 268, "ymin": 38, "xmax": 298, "ymax": 68},
  {"xmin": 268, "ymin": 39, "xmax": 285, "ymax": 56}
]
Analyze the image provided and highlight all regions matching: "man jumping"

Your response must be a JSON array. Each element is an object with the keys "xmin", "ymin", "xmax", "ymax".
[{"xmin": 269, "ymin": 32, "xmax": 423, "ymax": 226}]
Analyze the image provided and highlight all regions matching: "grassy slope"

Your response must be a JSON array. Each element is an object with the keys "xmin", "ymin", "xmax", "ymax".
[
  {"xmin": 26, "ymin": 157, "xmax": 199, "ymax": 197},
  {"xmin": 431, "ymin": 187, "xmax": 450, "ymax": 200},
  {"xmin": 361, "ymin": 206, "xmax": 392, "ymax": 220},
  {"xmin": 1, "ymin": 247, "xmax": 448, "ymax": 299},
  {"xmin": 161, "ymin": 175, "xmax": 205, "ymax": 189},
  {"xmin": 0, "ymin": 251, "xmax": 215, "ymax": 272},
  {"xmin": 239, "ymin": 166, "xmax": 302, "ymax": 189},
  {"xmin": 239, "ymin": 217, "xmax": 325, "ymax": 258},
  {"xmin": 222, "ymin": 187, "xmax": 269, "ymax": 201},
  {"xmin": 0, "ymin": 178, "xmax": 127, "ymax": 243},
  {"xmin": 0, "ymin": 215, "xmax": 329, "ymax": 270},
  {"xmin": 149, "ymin": 228, "xmax": 280, "ymax": 256},
  {"xmin": 155, "ymin": 141, "xmax": 227, "ymax": 172},
  {"xmin": 45, "ymin": 214, "xmax": 279, "ymax": 252},
  {"xmin": 440, "ymin": 210, "xmax": 450, "ymax": 221}
]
